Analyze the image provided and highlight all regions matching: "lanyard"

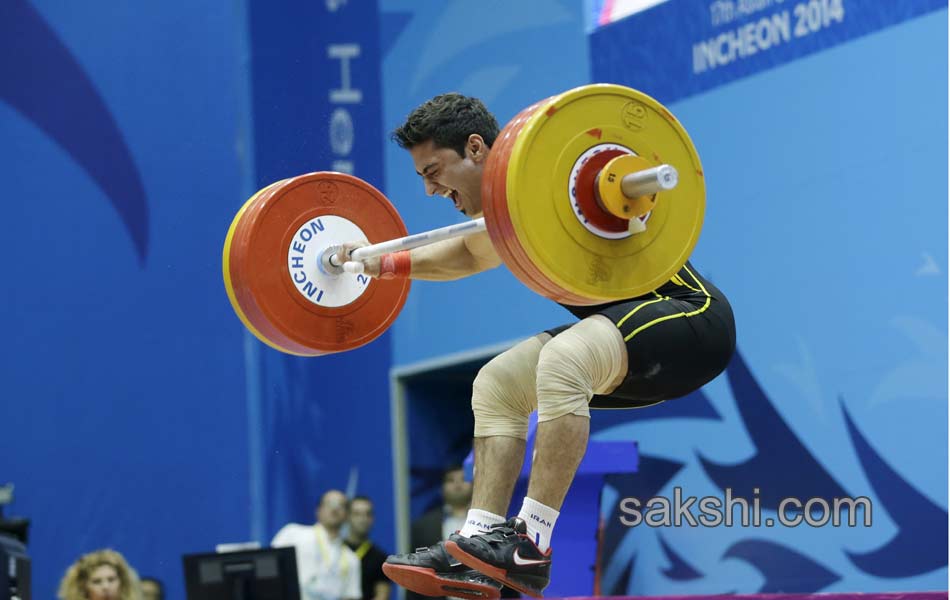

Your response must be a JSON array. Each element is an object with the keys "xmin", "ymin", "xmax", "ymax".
[
  {"xmin": 354, "ymin": 540, "xmax": 372, "ymax": 560},
  {"xmin": 313, "ymin": 524, "xmax": 350, "ymax": 581}
]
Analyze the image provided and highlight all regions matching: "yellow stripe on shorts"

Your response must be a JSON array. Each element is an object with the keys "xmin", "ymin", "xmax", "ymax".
[{"xmin": 620, "ymin": 266, "xmax": 712, "ymax": 342}]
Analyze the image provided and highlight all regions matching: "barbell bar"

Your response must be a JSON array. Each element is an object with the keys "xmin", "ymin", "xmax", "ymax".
[
  {"xmin": 332, "ymin": 161, "xmax": 679, "ymax": 275},
  {"xmin": 222, "ymin": 83, "xmax": 705, "ymax": 355}
]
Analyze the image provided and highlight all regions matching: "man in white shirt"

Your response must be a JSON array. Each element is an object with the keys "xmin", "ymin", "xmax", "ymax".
[{"xmin": 272, "ymin": 489, "xmax": 362, "ymax": 600}]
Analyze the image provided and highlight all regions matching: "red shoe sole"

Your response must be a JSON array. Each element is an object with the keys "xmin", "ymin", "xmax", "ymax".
[
  {"xmin": 444, "ymin": 540, "xmax": 546, "ymax": 598},
  {"xmin": 382, "ymin": 562, "xmax": 502, "ymax": 599}
]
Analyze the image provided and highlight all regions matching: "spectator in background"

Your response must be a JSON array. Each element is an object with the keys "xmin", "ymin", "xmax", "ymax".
[
  {"xmin": 273, "ymin": 489, "xmax": 362, "ymax": 600},
  {"xmin": 411, "ymin": 465, "xmax": 472, "ymax": 551},
  {"xmin": 344, "ymin": 496, "xmax": 391, "ymax": 600},
  {"xmin": 58, "ymin": 548, "xmax": 142, "ymax": 600},
  {"xmin": 139, "ymin": 577, "xmax": 164, "ymax": 600}
]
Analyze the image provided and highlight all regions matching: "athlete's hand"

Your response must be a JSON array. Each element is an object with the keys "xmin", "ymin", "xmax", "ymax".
[{"xmin": 334, "ymin": 241, "xmax": 381, "ymax": 278}]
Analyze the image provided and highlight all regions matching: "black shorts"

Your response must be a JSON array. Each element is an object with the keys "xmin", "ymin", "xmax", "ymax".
[{"xmin": 545, "ymin": 262, "xmax": 736, "ymax": 409}]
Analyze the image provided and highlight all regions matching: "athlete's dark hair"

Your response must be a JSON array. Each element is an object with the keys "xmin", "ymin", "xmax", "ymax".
[{"xmin": 392, "ymin": 93, "xmax": 500, "ymax": 157}]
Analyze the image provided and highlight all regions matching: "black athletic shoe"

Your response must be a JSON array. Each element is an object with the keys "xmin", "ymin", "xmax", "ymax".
[
  {"xmin": 445, "ymin": 518, "xmax": 552, "ymax": 598},
  {"xmin": 382, "ymin": 539, "xmax": 503, "ymax": 599}
]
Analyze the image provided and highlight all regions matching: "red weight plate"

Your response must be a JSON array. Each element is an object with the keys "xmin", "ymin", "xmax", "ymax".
[
  {"xmin": 573, "ymin": 148, "xmax": 629, "ymax": 233},
  {"xmin": 228, "ymin": 172, "xmax": 410, "ymax": 355},
  {"xmin": 228, "ymin": 181, "xmax": 330, "ymax": 355},
  {"xmin": 224, "ymin": 181, "xmax": 306, "ymax": 354},
  {"xmin": 484, "ymin": 104, "xmax": 556, "ymax": 297},
  {"xmin": 484, "ymin": 99, "xmax": 593, "ymax": 305},
  {"xmin": 488, "ymin": 100, "xmax": 583, "ymax": 303},
  {"xmin": 483, "ymin": 100, "xmax": 569, "ymax": 302}
]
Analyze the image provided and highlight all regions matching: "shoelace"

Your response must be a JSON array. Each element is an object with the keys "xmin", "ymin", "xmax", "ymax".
[
  {"xmin": 478, "ymin": 522, "xmax": 519, "ymax": 544},
  {"xmin": 412, "ymin": 543, "xmax": 463, "ymax": 567},
  {"xmin": 412, "ymin": 542, "xmax": 442, "ymax": 555}
]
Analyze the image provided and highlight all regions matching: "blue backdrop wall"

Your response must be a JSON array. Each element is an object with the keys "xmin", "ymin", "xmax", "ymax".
[
  {"xmin": 381, "ymin": 0, "xmax": 948, "ymax": 596},
  {"xmin": 244, "ymin": 0, "xmax": 395, "ymax": 557},
  {"xmin": 2, "ymin": 0, "xmax": 946, "ymax": 598},
  {"xmin": 589, "ymin": 1, "xmax": 947, "ymax": 594},
  {"xmin": 1, "ymin": 1, "xmax": 394, "ymax": 599},
  {"xmin": 379, "ymin": 0, "xmax": 593, "ymax": 366},
  {"xmin": 1, "ymin": 2, "xmax": 253, "ymax": 597}
]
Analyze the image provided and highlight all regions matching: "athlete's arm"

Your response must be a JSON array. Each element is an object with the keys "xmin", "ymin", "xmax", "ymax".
[
  {"xmin": 341, "ymin": 228, "xmax": 501, "ymax": 281},
  {"xmin": 409, "ymin": 228, "xmax": 501, "ymax": 280}
]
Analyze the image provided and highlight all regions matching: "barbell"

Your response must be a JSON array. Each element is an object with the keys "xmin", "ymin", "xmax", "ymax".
[{"xmin": 222, "ymin": 84, "xmax": 705, "ymax": 356}]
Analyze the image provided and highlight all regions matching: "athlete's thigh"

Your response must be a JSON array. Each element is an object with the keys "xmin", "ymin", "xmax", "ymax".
[{"xmin": 591, "ymin": 295, "xmax": 733, "ymax": 407}]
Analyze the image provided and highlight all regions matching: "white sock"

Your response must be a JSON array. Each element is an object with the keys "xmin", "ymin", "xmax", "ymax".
[
  {"xmin": 458, "ymin": 509, "xmax": 505, "ymax": 538},
  {"xmin": 517, "ymin": 497, "xmax": 559, "ymax": 551}
]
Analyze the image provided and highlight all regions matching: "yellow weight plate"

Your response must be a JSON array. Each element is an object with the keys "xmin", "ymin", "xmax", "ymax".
[{"xmin": 505, "ymin": 84, "xmax": 704, "ymax": 302}]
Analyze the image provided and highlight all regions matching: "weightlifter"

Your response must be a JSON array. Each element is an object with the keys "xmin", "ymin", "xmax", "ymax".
[{"xmin": 342, "ymin": 93, "xmax": 736, "ymax": 598}]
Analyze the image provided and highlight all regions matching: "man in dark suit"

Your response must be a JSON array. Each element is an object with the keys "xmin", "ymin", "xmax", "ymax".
[
  {"xmin": 411, "ymin": 465, "xmax": 471, "ymax": 553},
  {"xmin": 345, "ymin": 496, "xmax": 391, "ymax": 600}
]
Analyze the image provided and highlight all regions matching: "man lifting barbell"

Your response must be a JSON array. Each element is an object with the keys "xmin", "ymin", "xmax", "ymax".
[
  {"xmin": 222, "ymin": 84, "xmax": 736, "ymax": 598},
  {"xmin": 342, "ymin": 91, "xmax": 736, "ymax": 598}
]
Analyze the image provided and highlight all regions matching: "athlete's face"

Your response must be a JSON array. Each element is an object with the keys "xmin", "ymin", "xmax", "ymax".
[{"xmin": 409, "ymin": 135, "xmax": 489, "ymax": 218}]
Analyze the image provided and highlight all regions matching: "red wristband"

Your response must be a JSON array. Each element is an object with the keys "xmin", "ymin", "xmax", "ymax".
[{"xmin": 378, "ymin": 251, "xmax": 411, "ymax": 279}]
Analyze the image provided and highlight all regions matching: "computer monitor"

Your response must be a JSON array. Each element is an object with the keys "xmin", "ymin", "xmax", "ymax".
[
  {"xmin": 182, "ymin": 547, "xmax": 300, "ymax": 600},
  {"xmin": 0, "ymin": 533, "xmax": 31, "ymax": 600}
]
